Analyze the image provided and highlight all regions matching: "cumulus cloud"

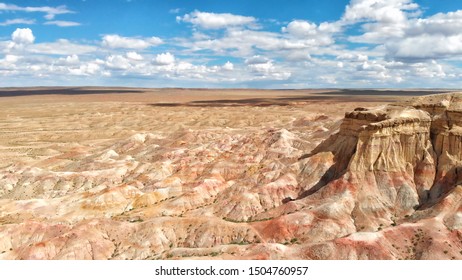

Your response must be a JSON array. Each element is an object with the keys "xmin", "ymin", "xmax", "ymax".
[
  {"xmin": 0, "ymin": 56, "xmax": 16, "ymax": 72},
  {"xmin": 342, "ymin": 0, "xmax": 419, "ymax": 24},
  {"xmin": 126, "ymin": 51, "xmax": 143, "ymax": 61},
  {"xmin": 222, "ymin": 61, "xmax": 234, "ymax": 70},
  {"xmin": 356, "ymin": 60, "xmax": 386, "ymax": 72},
  {"xmin": 11, "ymin": 28, "xmax": 35, "ymax": 44},
  {"xmin": 245, "ymin": 57, "xmax": 291, "ymax": 80},
  {"xmin": 68, "ymin": 62, "xmax": 103, "ymax": 76},
  {"xmin": 65, "ymin": 54, "xmax": 79, "ymax": 64},
  {"xmin": 55, "ymin": 54, "xmax": 80, "ymax": 66},
  {"xmin": 178, "ymin": 18, "xmax": 339, "ymax": 61},
  {"xmin": 282, "ymin": 20, "xmax": 318, "ymax": 37},
  {"xmin": 407, "ymin": 10, "xmax": 462, "ymax": 36},
  {"xmin": 105, "ymin": 55, "xmax": 131, "ymax": 70},
  {"xmin": 385, "ymin": 11, "xmax": 462, "ymax": 60},
  {"xmin": 154, "ymin": 52, "xmax": 175, "ymax": 65},
  {"xmin": 2, "ymin": 54, "xmax": 20, "ymax": 63},
  {"xmin": 102, "ymin": 34, "xmax": 163, "ymax": 49},
  {"xmin": 343, "ymin": 0, "xmax": 420, "ymax": 44},
  {"xmin": 337, "ymin": 53, "xmax": 368, "ymax": 62},
  {"xmin": 178, "ymin": 29, "xmax": 285, "ymax": 57},
  {"xmin": 338, "ymin": 0, "xmax": 462, "ymax": 62},
  {"xmin": 282, "ymin": 20, "xmax": 339, "ymax": 48},
  {"xmin": 248, "ymin": 61, "xmax": 274, "ymax": 73},
  {"xmin": 178, "ymin": 10, "xmax": 256, "ymax": 29},
  {"xmin": 282, "ymin": 20, "xmax": 340, "ymax": 41},
  {"xmin": 412, "ymin": 60, "xmax": 446, "ymax": 78},
  {"xmin": 386, "ymin": 34, "xmax": 462, "ymax": 61}
]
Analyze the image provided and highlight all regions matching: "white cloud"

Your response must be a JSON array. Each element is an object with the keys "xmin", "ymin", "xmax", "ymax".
[
  {"xmin": 178, "ymin": 10, "xmax": 256, "ymax": 29},
  {"xmin": 154, "ymin": 52, "xmax": 175, "ymax": 65},
  {"xmin": 3, "ymin": 0, "xmax": 462, "ymax": 88},
  {"xmin": 412, "ymin": 60, "xmax": 446, "ymax": 78},
  {"xmin": 356, "ymin": 60, "xmax": 386, "ymax": 72},
  {"xmin": 179, "ymin": 29, "xmax": 280, "ymax": 57},
  {"xmin": 348, "ymin": 23, "xmax": 406, "ymax": 44},
  {"xmin": 179, "ymin": 19, "xmax": 339, "ymax": 61},
  {"xmin": 342, "ymin": 0, "xmax": 419, "ymax": 24},
  {"xmin": 337, "ymin": 53, "xmax": 368, "ymax": 62},
  {"xmin": 65, "ymin": 54, "xmax": 79, "ymax": 64},
  {"xmin": 339, "ymin": 1, "xmax": 462, "ymax": 62},
  {"xmin": 0, "ymin": 18, "xmax": 35, "ymax": 26},
  {"xmin": 45, "ymin": 21, "xmax": 81, "ymax": 27},
  {"xmin": 281, "ymin": 20, "xmax": 338, "ymax": 48},
  {"xmin": 386, "ymin": 34, "xmax": 462, "ymax": 60},
  {"xmin": 55, "ymin": 54, "xmax": 80, "ymax": 66},
  {"xmin": 245, "ymin": 58, "xmax": 291, "ymax": 80},
  {"xmin": 407, "ymin": 10, "xmax": 462, "ymax": 36},
  {"xmin": 102, "ymin": 34, "xmax": 163, "ymax": 49},
  {"xmin": 0, "ymin": 3, "xmax": 73, "ymax": 20},
  {"xmin": 282, "ymin": 20, "xmax": 317, "ymax": 37},
  {"xmin": 11, "ymin": 28, "xmax": 35, "ymax": 44},
  {"xmin": 0, "ymin": 55, "xmax": 19, "ymax": 75},
  {"xmin": 68, "ymin": 62, "xmax": 103, "ymax": 76},
  {"xmin": 30, "ymin": 39, "xmax": 97, "ymax": 55},
  {"xmin": 248, "ymin": 61, "xmax": 273, "ymax": 72},
  {"xmin": 342, "ymin": 0, "xmax": 420, "ymax": 44},
  {"xmin": 6, "ymin": 54, "xmax": 20, "ymax": 62},
  {"xmin": 105, "ymin": 55, "xmax": 131, "ymax": 70},
  {"xmin": 384, "ymin": 10, "xmax": 462, "ymax": 60},
  {"xmin": 222, "ymin": 61, "xmax": 234, "ymax": 71},
  {"xmin": 320, "ymin": 75, "xmax": 338, "ymax": 84},
  {"xmin": 245, "ymin": 55, "xmax": 270, "ymax": 65},
  {"xmin": 126, "ymin": 51, "xmax": 143, "ymax": 61}
]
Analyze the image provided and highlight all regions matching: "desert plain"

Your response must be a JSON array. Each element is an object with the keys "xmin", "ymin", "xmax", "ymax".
[{"xmin": 0, "ymin": 87, "xmax": 461, "ymax": 260}]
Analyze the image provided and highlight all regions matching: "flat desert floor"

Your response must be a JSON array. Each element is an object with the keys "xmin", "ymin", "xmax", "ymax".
[
  {"xmin": 0, "ymin": 87, "xmax": 438, "ymax": 167},
  {"xmin": 1, "ymin": 88, "xmax": 461, "ymax": 260}
]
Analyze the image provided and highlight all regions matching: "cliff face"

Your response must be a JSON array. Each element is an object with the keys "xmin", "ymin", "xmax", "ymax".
[
  {"xmin": 406, "ymin": 94, "xmax": 462, "ymax": 202},
  {"xmin": 300, "ymin": 93, "xmax": 462, "ymax": 233}
]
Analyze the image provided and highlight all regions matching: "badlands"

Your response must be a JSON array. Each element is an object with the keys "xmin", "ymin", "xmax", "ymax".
[{"xmin": 0, "ymin": 87, "xmax": 461, "ymax": 260}]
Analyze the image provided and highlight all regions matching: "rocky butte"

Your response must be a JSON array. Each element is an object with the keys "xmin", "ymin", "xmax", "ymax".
[{"xmin": 0, "ymin": 91, "xmax": 461, "ymax": 260}]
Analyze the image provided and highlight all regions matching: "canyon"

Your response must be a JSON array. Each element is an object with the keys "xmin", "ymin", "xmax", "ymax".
[{"xmin": 0, "ymin": 88, "xmax": 461, "ymax": 260}]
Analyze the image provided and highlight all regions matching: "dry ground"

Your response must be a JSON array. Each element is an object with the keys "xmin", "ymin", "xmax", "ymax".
[
  {"xmin": 1, "ymin": 87, "xmax": 459, "ymax": 260},
  {"xmin": 0, "ymin": 87, "xmax": 439, "ymax": 168}
]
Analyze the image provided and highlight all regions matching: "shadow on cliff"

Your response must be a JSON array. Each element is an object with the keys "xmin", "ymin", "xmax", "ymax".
[
  {"xmin": 296, "ymin": 165, "xmax": 342, "ymax": 199},
  {"xmin": 294, "ymin": 133, "xmax": 358, "ymax": 200},
  {"xmin": 418, "ymin": 165, "xmax": 462, "ymax": 210}
]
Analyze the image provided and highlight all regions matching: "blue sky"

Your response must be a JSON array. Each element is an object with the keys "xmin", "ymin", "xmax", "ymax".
[{"xmin": 1, "ymin": 0, "xmax": 462, "ymax": 88}]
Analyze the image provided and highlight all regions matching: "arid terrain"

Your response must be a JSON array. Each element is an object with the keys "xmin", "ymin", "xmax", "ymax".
[{"xmin": 1, "ymin": 87, "xmax": 461, "ymax": 260}]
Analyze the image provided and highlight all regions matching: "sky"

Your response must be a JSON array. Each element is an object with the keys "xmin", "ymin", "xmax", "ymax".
[{"xmin": 1, "ymin": 0, "xmax": 462, "ymax": 88}]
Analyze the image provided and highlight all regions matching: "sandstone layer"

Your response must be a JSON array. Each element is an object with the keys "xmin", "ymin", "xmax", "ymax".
[{"xmin": 0, "ymin": 89, "xmax": 461, "ymax": 260}]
